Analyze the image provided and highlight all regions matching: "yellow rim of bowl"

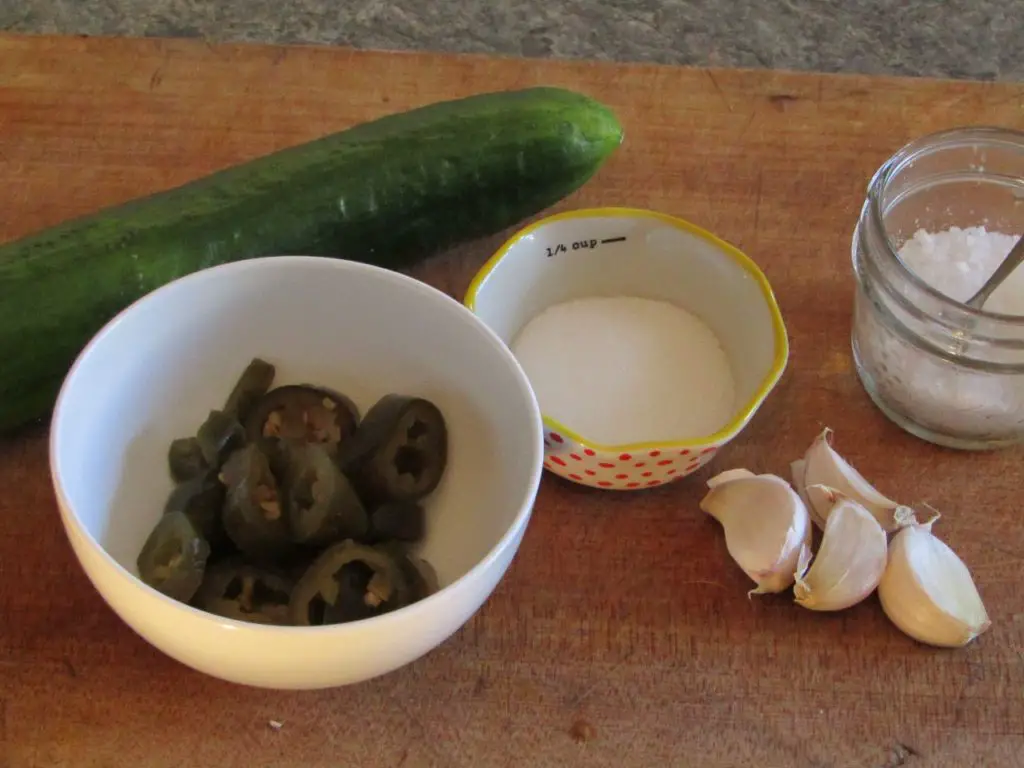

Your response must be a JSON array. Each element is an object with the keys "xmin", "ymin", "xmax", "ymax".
[{"xmin": 464, "ymin": 206, "xmax": 790, "ymax": 453}]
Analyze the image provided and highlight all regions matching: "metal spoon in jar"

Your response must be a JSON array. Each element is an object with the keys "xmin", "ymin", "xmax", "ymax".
[{"xmin": 950, "ymin": 232, "xmax": 1024, "ymax": 355}]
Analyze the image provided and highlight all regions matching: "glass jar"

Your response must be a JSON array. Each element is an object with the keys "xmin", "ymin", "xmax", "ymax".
[{"xmin": 851, "ymin": 126, "xmax": 1024, "ymax": 450}]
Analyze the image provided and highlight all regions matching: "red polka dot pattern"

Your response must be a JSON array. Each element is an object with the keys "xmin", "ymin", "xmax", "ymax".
[{"xmin": 542, "ymin": 428, "xmax": 722, "ymax": 490}]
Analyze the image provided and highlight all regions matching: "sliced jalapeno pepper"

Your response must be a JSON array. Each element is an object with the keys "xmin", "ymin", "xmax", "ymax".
[
  {"xmin": 369, "ymin": 500, "xmax": 425, "ymax": 543},
  {"xmin": 280, "ymin": 442, "xmax": 369, "ymax": 548},
  {"xmin": 379, "ymin": 542, "xmax": 439, "ymax": 603},
  {"xmin": 245, "ymin": 385, "xmax": 359, "ymax": 456},
  {"xmin": 196, "ymin": 409, "xmax": 246, "ymax": 468},
  {"xmin": 223, "ymin": 357, "xmax": 277, "ymax": 423},
  {"xmin": 220, "ymin": 443, "xmax": 294, "ymax": 564},
  {"xmin": 137, "ymin": 510, "xmax": 210, "ymax": 603},
  {"xmin": 168, "ymin": 358, "xmax": 274, "ymax": 481},
  {"xmin": 341, "ymin": 394, "xmax": 448, "ymax": 504},
  {"xmin": 404, "ymin": 554, "xmax": 439, "ymax": 602},
  {"xmin": 163, "ymin": 470, "xmax": 229, "ymax": 554},
  {"xmin": 288, "ymin": 540, "xmax": 410, "ymax": 626},
  {"xmin": 167, "ymin": 437, "xmax": 209, "ymax": 483},
  {"xmin": 193, "ymin": 558, "xmax": 293, "ymax": 625}
]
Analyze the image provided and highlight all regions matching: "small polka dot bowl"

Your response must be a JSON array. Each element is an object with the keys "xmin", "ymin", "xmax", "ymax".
[{"xmin": 464, "ymin": 207, "xmax": 789, "ymax": 491}]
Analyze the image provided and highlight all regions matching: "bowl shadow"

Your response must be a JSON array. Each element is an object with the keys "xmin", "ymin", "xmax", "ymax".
[{"xmin": 100, "ymin": 424, "xmax": 170, "ymax": 576}]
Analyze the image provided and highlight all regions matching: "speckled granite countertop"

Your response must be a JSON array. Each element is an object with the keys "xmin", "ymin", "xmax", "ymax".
[{"xmin": 0, "ymin": 0, "xmax": 1020, "ymax": 81}]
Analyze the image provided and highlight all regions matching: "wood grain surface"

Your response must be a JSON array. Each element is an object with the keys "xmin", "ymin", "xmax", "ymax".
[{"xmin": 2, "ymin": 33, "xmax": 1023, "ymax": 768}]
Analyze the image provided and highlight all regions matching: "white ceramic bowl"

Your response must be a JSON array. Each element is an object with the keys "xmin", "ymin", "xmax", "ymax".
[
  {"xmin": 465, "ymin": 207, "xmax": 788, "ymax": 491},
  {"xmin": 50, "ymin": 256, "xmax": 544, "ymax": 690}
]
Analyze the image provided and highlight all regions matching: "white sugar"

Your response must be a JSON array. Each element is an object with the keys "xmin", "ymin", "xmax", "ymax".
[
  {"xmin": 897, "ymin": 226, "xmax": 1024, "ymax": 314},
  {"xmin": 510, "ymin": 296, "xmax": 737, "ymax": 445}
]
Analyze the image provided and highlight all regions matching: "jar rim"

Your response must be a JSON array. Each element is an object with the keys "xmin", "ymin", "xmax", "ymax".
[{"xmin": 866, "ymin": 125, "xmax": 1024, "ymax": 325}]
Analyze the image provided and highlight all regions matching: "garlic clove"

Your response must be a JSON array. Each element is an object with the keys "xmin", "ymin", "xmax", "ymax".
[
  {"xmin": 700, "ymin": 472, "xmax": 811, "ymax": 596},
  {"xmin": 797, "ymin": 427, "xmax": 907, "ymax": 532},
  {"xmin": 793, "ymin": 497, "xmax": 888, "ymax": 612},
  {"xmin": 878, "ymin": 518, "xmax": 991, "ymax": 648},
  {"xmin": 706, "ymin": 468, "xmax": 756, "ymax": 489},
  {"xmin": 807, "ymin": 483, "xmax": 920, "ymax": 529},
  {"xmin": 789, "ymin": 458, "xmax": 811, "ymax": 509}
]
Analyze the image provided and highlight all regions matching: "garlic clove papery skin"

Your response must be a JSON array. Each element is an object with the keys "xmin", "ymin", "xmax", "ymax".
[
  {"xmin": 700, "ymin": 473, "xmax": 811, "ymax": 596},
  {"xmin": 799, "ymin": 428, "xmax": 905, "ymax": 532},
  {"xmin": 878, "ymin": 523, "xmax": 991, "ymax": 648},
  {"xmin": 792, "ymin": 498, "xmax": 888, "ymax": 612}
]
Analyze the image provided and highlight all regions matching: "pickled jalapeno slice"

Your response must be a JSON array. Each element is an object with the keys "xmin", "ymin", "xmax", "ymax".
[
  {"xmin": 220, "ymin": 443, "xmax": 293, "ymax": 563},
  {"xmin": 288, "ymin": 540, "xmax": 410, "ymax": 626},
  {"xmin": 137, "ymin": 510, "xmax": 210, "ymax": 603},
  {"xmin": 369, "ymin": 500, "xmax": 425, "ymax": 543},
  {"xmin": 163, "ymin": 470, "xmax": 229, "ymax": 554},
  {"xmin": 168, "ymin": 437, "xmax": 208, "ymax": 483},
  {"xmin": 194, "ymin": 558, "xmax": 293, "ymax": 625},
  {"xmin": 147, "ymin": 360, "xmax": 447, "ymax": 626},
  {"xmin": 403, "ymin": 554, "xmax": 439, "ymax": 602},
  {"xmin": 342, "ymin": 394, "xmax": 448, "ymax": 504},
  {"xmin": 245, "ymin": 385, "xmax": 359, "ymax": 455},
  {"xmin": 379, "ymin": 542, "xmax": 439, "ymax": 603},
  {"xmin": 222, "ymin": 357, "xmax": 277, "ymax": 423},
  {"xmin": 196, "ymin": 409, "xmax": 246, "ymax": 467},
  {"xmin": 281, "ymin": 442, "xmax": 369, "ymax": 548}
]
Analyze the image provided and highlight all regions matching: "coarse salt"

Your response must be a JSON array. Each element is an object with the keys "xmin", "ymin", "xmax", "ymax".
[
  {"xmin": 510, "ymin": 296, "xmax": 737, "ymax": 445},
  {"xmin": 896, "ymin": 226, "xmax": 1024, "ymax": 313},
  {"xmin": 856, "ymin": 226, "xmax": 1024, "ymax": 439}
]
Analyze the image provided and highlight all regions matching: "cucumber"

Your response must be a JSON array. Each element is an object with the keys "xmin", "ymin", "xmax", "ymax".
[{"xmin": 0, "ymin": 86, "xmax": 623, "ymax": 433}]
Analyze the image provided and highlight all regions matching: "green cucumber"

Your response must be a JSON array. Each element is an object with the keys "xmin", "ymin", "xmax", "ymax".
[{"xmin": 0, "ymin": 86, "xmax": 623, "ymax": 433}]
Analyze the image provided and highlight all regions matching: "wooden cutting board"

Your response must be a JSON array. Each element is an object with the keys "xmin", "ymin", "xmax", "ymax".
[{"xmin": 2, "ymin": 33, "xmax": 1023, "ymax": 768}]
